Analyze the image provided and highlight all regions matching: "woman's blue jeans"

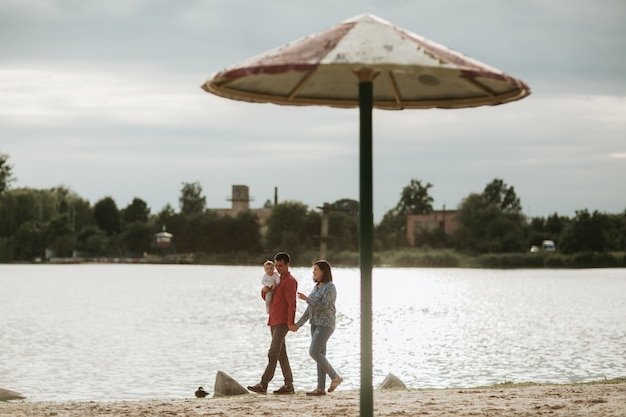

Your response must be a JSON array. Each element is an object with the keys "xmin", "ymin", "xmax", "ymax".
[{"xmin": 309, "ymin": 324, "xmax": 338, "ymax": 390}]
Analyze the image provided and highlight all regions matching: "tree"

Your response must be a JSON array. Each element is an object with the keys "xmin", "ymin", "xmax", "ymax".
[
  {"xmin": 93, "ymin": 197, "xmax": 121, "ymax": 236},
  {"xmin": 559, "ymin": 210, "xmax": 611, "ymax": 254},
  {"xmin": 375, "ymin": 208, "xmax": 407, "ymax": 250},
  {"xmin": 396, "ymin": 179, "xmax": 434, "ymax": 215},
  {"xmin": 0, "ymin": 186, "xmax": 93, "ymax": 260},
  {"xmin": 454, "ymin": 179, "xmax": 526, "ymax": 253},
  {"xmin": 545, "ymin": 213, "xmax": 567, "ymax": 237},
  {"xmin": 120, "ymin": 222, "xmax": 154, "ymax": 256},
  {"xmin": 179, "ymin": 182, "xmax": 206, "ymax": 216},
  {"xmin": 153, "ymin": 204, "xmax": 176, "ymax": 232},
  {"xmin": 327, "ymin": 199, "xmax": 359, "ymax": 252},
  {"xmin": 265, "ymin": 201, "xmax": 312, "ymax": 252},
  {"xmin": 222, "ymin": 211, "xmax": 263, "ymax": 253},
  {"xmin": 76, "ymin": 225, "xmax": 108, "ymax": 256},
  {"xmin": 607, "ymin": 212, "xmax": 626, "ymax": 251},
  {"xmin": 50, "ymin": 187, "xmax": 94, "ymax": 233},
  {"xmin": 0, "ymin": 152, "xmax": 15, "ymax": 194},
  {"xmin": 45, "ymin": 213, "xmax": 75, "ymax": 257},
  {"xmin": 14, "ymin": 220, "xmax": 45, "ymax": 260},
  {"xmin": 454, "ymin": 193, "xmax": 498, "ymax": 252},
  {"xmin": 329, "ymin": 198, "xmax": 359, "ymax": 213},
  {"xmin": 0, "ymin": 188, "xmax": 45, "ymax": 236},
  {"xmin": 121, "ymin": 198, "xmax": 150, "ymax": 225},
  {"xmin": 482, "ymin": 178, "xmax": 521, "ymax": 213},
  {"xmin": 177, "ymin": 211, "xmax": 220, "ymax": 253}
]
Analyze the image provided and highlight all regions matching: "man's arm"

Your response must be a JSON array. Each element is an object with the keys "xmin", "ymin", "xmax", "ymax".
[{"xmin": 286, "ymin": 277, "xmax": 298, "ymax": 326}]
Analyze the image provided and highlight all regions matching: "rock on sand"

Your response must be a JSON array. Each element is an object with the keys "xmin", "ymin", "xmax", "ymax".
[
  {"xmin": 0, "ymin": 388, "xmax": 25, "ymax": 402},
  {"xmin": 213, "ymin": 371, "xmax": 248, "ymax": 397}
]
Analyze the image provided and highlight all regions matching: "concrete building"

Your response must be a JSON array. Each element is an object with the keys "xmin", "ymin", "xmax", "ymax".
[
  {"xmin": 213, "ymin": 185, "xmax": 273, "ymax": 235},
  {"xmin": 406, "ymin": 209, "xmax": 459, "ymax": 246}
]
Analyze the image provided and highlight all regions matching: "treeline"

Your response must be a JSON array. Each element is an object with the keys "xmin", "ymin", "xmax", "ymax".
[
  {"xmin": 0, "ymin": 180, "xmax": 624, "ymax": 266},
  {"xmin": 0, "ymin": 182, "xmax": 345, "ymax": 263},
  {"xmin": 0, "ymin": 153, "xmax": 624, "ymax": 265}
]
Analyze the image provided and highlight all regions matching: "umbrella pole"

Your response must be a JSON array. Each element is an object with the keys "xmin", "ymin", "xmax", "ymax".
[{"xmin": 358, "ymin": 79, "xmax": 374, "ymax": 417}]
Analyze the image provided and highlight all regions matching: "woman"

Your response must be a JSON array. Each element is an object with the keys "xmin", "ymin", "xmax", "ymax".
[{"xmin": 290, "ymin": 260, "xmax": 343, "ymax": 396}]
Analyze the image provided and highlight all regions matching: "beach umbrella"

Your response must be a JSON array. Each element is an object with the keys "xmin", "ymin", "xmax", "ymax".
[{"xmin": 201, "ymin": 13, "xmax": 530, "ymax": 416}]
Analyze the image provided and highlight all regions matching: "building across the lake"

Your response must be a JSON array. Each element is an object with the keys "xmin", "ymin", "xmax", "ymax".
[
  {"xmin": 212, "ymin": 186, "xmax": 459, "ymax": 247},
  {"xmin": 406, "ymin": 208, "xmax": 459, "ymax": 246},
  {"xmin": 213, "ymin": 185, "xmax": 273, "ymax": 235}
]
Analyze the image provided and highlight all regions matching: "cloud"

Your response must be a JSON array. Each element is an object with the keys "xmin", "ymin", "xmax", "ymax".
[{"xmin": 1, "ymin": 0, "xmax": 625, "ymax": 222}]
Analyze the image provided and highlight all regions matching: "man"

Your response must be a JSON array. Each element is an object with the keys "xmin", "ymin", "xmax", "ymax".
[{"xmin": 247, "ymin": 251, "xmax": 298, "ymax": 394}]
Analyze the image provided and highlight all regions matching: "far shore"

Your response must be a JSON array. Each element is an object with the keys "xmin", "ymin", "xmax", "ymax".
[
  {"xmin": 22, "ymin": 247, "xmax": 626, "ymax": 269},
  {"xmin": 2, "ymin": 380, "xmax": 625, "ymax": 417}
]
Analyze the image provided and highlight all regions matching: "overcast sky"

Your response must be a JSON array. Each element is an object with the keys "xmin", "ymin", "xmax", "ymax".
[{"xmin": 1, "ymin": 0, "xmax": 625, "ymax": 223}]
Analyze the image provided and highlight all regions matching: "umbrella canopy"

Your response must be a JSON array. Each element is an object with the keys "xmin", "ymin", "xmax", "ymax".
[
  {"xmin": 202, "ymin": 13, "xmax": 530, "ymax": 109},
  {"xmin": 202, "ymin": 13, "xmax": 530, "ymax": 417}
]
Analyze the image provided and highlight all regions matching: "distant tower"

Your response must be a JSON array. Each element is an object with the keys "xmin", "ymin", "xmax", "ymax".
[{"xmin": 229, "ymin": 185, "xmax": 250, "ymax": 214}]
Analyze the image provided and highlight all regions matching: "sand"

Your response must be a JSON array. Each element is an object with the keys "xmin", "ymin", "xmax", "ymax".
[{"xmin": 1, "ymin": 382, "xmax": 625, "ymax": 417}]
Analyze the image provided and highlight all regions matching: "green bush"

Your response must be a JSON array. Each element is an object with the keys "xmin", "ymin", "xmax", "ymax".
[
  {"xmin": 544, "ymin": 254, "xmax": 568, "ymax": 268},
  {"xmin": 327, "ymin": 251, "xmax": 359, "ymax": 267},
  {"xmin": 477, "ymin": 253, "xmax": 545, "ymax": 268},
  {"xmin": 383, "ymin": 249, "xmax": 460, "ymax": 267}
]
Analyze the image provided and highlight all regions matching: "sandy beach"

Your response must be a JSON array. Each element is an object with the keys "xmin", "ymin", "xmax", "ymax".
[{"xmin": 2, "ymin": 382, "xmax": 625, "ymax": 417}]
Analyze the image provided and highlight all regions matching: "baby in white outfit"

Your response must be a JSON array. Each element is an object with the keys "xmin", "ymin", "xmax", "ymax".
[{"xmin": 261, "ymin": 260, "xmax": 281, "ymax": 313}]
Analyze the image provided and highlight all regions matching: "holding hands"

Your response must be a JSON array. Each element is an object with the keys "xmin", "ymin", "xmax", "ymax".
[{"xmin": 289, "ymin": 292, "xmax": 308, "ymax": 332}]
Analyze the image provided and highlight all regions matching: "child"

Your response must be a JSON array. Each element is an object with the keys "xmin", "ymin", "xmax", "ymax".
[{"xmin": 261, "ymin": 260, "xmax": 281, "ymax": 313}]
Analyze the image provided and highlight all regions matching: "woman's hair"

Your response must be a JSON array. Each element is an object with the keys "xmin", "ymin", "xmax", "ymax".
[{"xmin": 314, "ymin": 260, "xmax": 333, "ymax": 283}]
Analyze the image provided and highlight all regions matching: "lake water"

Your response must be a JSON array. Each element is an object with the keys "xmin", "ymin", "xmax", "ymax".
[{"xmin": 1, "ymin": 264, "xmax": 624, "ymax": 402}]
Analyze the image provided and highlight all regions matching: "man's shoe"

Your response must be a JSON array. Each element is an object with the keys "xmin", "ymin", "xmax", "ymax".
[
  {"xmin": 247, "ymin": 383, "xmax": 267, "ymax": 394},
  {"xmin": 273, "ymin": 384, "xmax": 295, "ymax": 394},
  {"xmin": 328, "ymin": 376, "xmax": 343, "ymax": 393},
  {"xmin": 306, "ymin": 388, "xmax": 326, "ymax": 396}
]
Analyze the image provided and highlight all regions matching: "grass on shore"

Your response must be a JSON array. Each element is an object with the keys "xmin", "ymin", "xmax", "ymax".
[
  {"xmin": 474, "ymin": 377, "xmax": 626, "ymax": 390},
  {"xmin": 293, "ymin": 248, "xmax": 626, "ymax": 269},
  {"xmin": 194, "ymin": 248, "xmax": 626, "ymax": 269}
]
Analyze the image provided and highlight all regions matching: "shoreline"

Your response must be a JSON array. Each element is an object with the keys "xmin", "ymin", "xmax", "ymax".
[{"xmin": 2, "ymin": 382, "xmax": 625, "ymax": 417}]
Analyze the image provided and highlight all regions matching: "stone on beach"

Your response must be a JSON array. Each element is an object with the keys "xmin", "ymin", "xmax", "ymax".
[
  {"xmin": 213, "ymin": 371, "xmax": 248, "ymax": 397},
  {"xmin": 0, "ymin": 388, "xmax": 25, "ymax": 402},
  {"xmin": 378, "ymin": 373, "xmax": 407, "ymax": 390}
]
